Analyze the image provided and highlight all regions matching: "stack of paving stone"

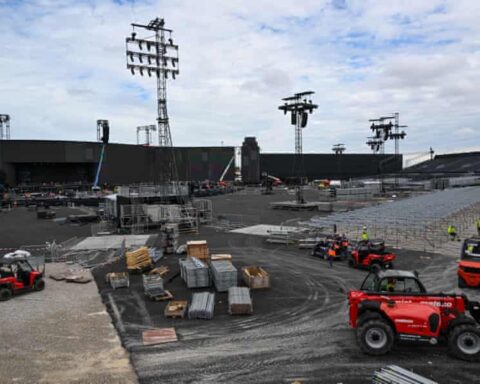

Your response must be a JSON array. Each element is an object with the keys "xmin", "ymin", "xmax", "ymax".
[
  {"xmin": 210, "ymin": 260, "xmax": 237, "ymax": 292},
  {"xmin": 179, "ymin": 257, "xmax": 211, "ymax": 288},
  {"xmin": 143, "ymin": 274, "xmax": 165, "ymax": 298},
  {"xmin": 228, "ymin": 287, "xmax": 253, "ymax": 315},
  {"xmin": 188, "ymin": 292, "xmax": 215, "ymax": 320}
]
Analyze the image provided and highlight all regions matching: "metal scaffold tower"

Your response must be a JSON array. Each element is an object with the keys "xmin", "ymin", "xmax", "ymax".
[
  {"xmin": 0, "ymin": 114, "xmax": 11, "ymax": 140},
  {"xmin": 137, "ymin": 124, "xmax": 157, "ymax": 146},
  {"xmin": 279, "ymin": 91, "xmax": 318, "ymax": 204},
  {"xmin": 126, "ymin": 17, "xmax": 180, "ymax": 182}
]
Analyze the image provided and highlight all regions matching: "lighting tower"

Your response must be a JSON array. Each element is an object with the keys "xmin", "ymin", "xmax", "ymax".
[
  {"xmin": 137, "ymin": 124, "xmax": 157, "ymax": 146},
  {"xmin": 366, "ymin": 136, "xmax": 384, "ymax": 154},
  {"xmin": 332, "ymin": 143, "xmax": 346, "ymax": 155},
  {"xmin": 368, "ymin": 113, "xmax": 407, "ymax": 156},
  {"xmin": 278, "ymin": 91, "xmax": 318, "ymax": 204},
  {"xmin": 125, "ymin": 18, "xmax": 179, "ymax": 148},
  {"xmin": 0, "ymin": 114, "xmax": 11, "ymax": 140}
]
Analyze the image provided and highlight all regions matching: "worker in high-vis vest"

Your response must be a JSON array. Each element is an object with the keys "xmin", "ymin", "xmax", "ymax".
[
  {"xmin": 361, "ymin": 226, "xmax": 369, "ymax": 243},
  {"xmin": 477, "ymin": 218, "xmax": 480, "ymax": 236},
  {"xmin": 448, "ymin": 225, "xmax": 458, "ymax": 241}
]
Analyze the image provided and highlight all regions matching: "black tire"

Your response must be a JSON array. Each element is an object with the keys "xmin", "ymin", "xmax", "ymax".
[
  {"xmin": 386, "ymin": 262, "xmax": 394, "ymax": 270},
  {"xmin": 0, "ymin": 287, "xmax": 13, "ymax": 301},
  {"xmin": 370, "ymin": 263, "xmax": 382, "ymax": 273},
  {"xmin": 34, "ymin": 279, "xmax": 45, "ymax": 291},
  {"xmin": 458, "ymin": 276, "xmax": 467, "ymax": 289},
  {"xmin": 348, "ymin": 257, "xmax": 355, "ymax": 268},
  {"xmin": 357, "ymin": 310, "xmax": 382, "ymax": 327},
  {"xmin": 448, "ymin": 324, "xmax": 480, "ymax": 361},
  {"xmin": 357, "ymin": 318, "xmax": 394, "ymax": 355}
]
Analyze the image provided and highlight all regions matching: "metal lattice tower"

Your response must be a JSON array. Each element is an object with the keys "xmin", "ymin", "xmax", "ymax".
[
  {"xmin": 279, "ymin": 91, "xmax": 318, "ymax": 204},
  {"xmin": 126, "ymin": 18, "xmax": 179, "ymax": 147},
  {"xmin": 367, "ymin": 113, "xmax": 407, "ymax": 155},
  {"xmin": 137, "ymin": 124, "xmax": 157, "ymax": 145},
  {"xmin": 0, "ymin": 114, "xmax": 11, "ymax": 140},
  {"xmin": 126, "ymin": 18, "xmax": 180, "ymax": 182}
]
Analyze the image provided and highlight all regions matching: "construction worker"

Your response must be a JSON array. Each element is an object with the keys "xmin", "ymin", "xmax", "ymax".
[
  {"xmin": 448, "ymin": 225, "xmax": 458, "ymax": 241},
  {"xmin": 476, "ymin": 218, "xmax": 480, "ymax": 236},
  {"xmin": 327, "ymin": 246, "xmax": 335, "ymax": 268},
  {"xmin": 361, "ymin": 226, "xmax": 369, "ymax": 243}
]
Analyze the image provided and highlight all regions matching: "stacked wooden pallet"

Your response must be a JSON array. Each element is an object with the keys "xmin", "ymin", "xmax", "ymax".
[
  {"xmin": 187, "ymin": 240, "xmax": 210, "ymax": 262},
  {"xmin": 164, "ymin": 301, "xmax": 188, "ymax": 319},
  {"xmin": 126, "ymin": 247, "xmax": 152, "ymax": 273},
  {"xmin": 228, "ymin": 287, "xmax": 253, "ymax": 315},
  {"xmin": 242, "ymin": 266, "xmax": 270, "ymax": 289},
  {"xmin": 210, "ymin": 254, "xmax": 232, "ymax": 262}
]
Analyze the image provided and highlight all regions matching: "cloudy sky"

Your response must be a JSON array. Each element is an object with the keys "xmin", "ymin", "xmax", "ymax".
[{"xmin": 1, "ymin": 0, "xmax": 479, "ymax": 157}]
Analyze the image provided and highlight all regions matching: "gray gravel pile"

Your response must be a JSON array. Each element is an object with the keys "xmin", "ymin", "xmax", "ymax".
[
  {"xmin": 228, "ymin": 287, "xmax": 253, "ymax": 315},
  {"xmin": 210, "ymin": 260, "xmax": 238, "ymax": 292},
  {"xmin": 188, "ymin": 292, "xmax": 215, "ymax": 320},
  {"xmin": 179, "ymin": 257, "xmax": 211, "ymax": 288}
]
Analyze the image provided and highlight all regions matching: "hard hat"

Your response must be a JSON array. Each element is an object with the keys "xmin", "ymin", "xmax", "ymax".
[{"xmin": 363, "ymin": 226, "xmax": 367, "ymax": 230}]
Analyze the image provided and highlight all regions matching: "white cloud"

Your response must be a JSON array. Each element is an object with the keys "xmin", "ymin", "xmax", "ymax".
[{"xmin": 0, "ymin": 0, "xmax": 479, "ymax": 155}]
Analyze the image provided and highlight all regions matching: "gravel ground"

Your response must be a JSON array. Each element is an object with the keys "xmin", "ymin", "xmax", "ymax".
[
  {"xmin": 2, "ymin": 189, "xmax": 479, "ymax": 384},
  {"xmin": 0, "ymin": 263, "xmax": 137, "ymax": 384},
  {"xmin": 91, "ymin": 190, "xmax": 480, "ymax": 384},
  {"xmin": 0, "ymin": 206, "xmax": 93, "ymax": 249}
]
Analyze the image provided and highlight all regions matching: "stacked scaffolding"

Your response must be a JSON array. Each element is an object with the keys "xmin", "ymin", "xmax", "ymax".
[
  {"xmin": 163, "ymin": 223, "xmax": 179, "ymax": 253},
  {"xmin": 188, "ymin": 292, "xmax": 215, "ymax": 320}
]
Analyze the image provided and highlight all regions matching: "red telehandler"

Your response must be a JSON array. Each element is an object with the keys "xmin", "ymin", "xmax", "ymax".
[{"xmin": 348, "ymin": 269, "xmax": 480, "ymax": 361}]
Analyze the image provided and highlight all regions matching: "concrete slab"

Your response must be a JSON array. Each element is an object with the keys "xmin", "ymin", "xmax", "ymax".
[
  {"xmin": 70, "ymin": 235, "xmax": 151, "ymax": 250},
  {"xmin": 0, "ymin": 263, "xmax": 137, "ymax": 384},
  {"xmin": 230, "ymin": 224, "xmax": 309, "ymax": 236}
]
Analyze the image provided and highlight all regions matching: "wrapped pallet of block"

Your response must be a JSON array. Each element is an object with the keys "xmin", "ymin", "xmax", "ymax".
[
  {"xmin": 187, "ymin": 240, "xmax": 210, "ymax": 262},
  {"xmin": 242, "ymin": 266, "xmax": 270, "ymax": 289},
  {"xmin": 228, "ymin": 287, "xmax": 253, "ymax": 315},
  {"xmin": 126, "ymin": 246, "xmax": 152, "ymax": 272}
]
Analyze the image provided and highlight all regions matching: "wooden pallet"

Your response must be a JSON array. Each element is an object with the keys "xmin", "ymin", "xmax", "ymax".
[
  {"xmin": 146, "ymin": 290, "xmax": 173, "ymax": 302},
  {"xmin": 164, "ymin": 300, "xmax": 188, "ymax": 319}
]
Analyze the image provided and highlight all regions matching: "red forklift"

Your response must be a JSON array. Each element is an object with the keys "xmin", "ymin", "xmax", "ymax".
[
  {"xmin": 349, "ymin": 269, "xmax": 480, "ymax": 361},
  {"xmin": 0, "ymin": 250, "xmax": 45, "ymax": 301},
  {"xmin": 458, "ymin": 237, "xmax": 480, "ymax": 288}
]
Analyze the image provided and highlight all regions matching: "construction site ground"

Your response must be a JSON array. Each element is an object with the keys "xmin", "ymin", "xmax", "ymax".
[
  {"xmin": 1, "ymin": 189, "xmax": 479, "ymax": 384},
  {"xmin": 0, "ymin": 262, "xmax": 138, "ymax": 384}
]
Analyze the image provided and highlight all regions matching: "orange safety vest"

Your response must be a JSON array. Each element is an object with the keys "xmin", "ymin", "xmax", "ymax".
[{"xmin": 328, "ymin": 248, "xmax": 336, "ymax": 257}]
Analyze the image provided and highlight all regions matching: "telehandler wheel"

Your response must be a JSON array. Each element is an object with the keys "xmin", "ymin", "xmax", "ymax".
[
  {"xmin": 357, "ymin": 318, "xmax": 394, "ymax": 355},
  {"xmin": 0, "ymin": 287, "xmax": 13, "ymax": 301},
  {"xmin": 34, "ymin": 278, "xmax": 45, "ymax": 291},
  {"xmin": 370, "ymin": 263, "xmax": 382, "ymax": 273},
  {"xmin": 458, "ymin": 276, "xmax": 467, "ymax": 289},
  {"xmin": 448, "ymin": 324, "xmax": 480, "ymax": 361}
]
